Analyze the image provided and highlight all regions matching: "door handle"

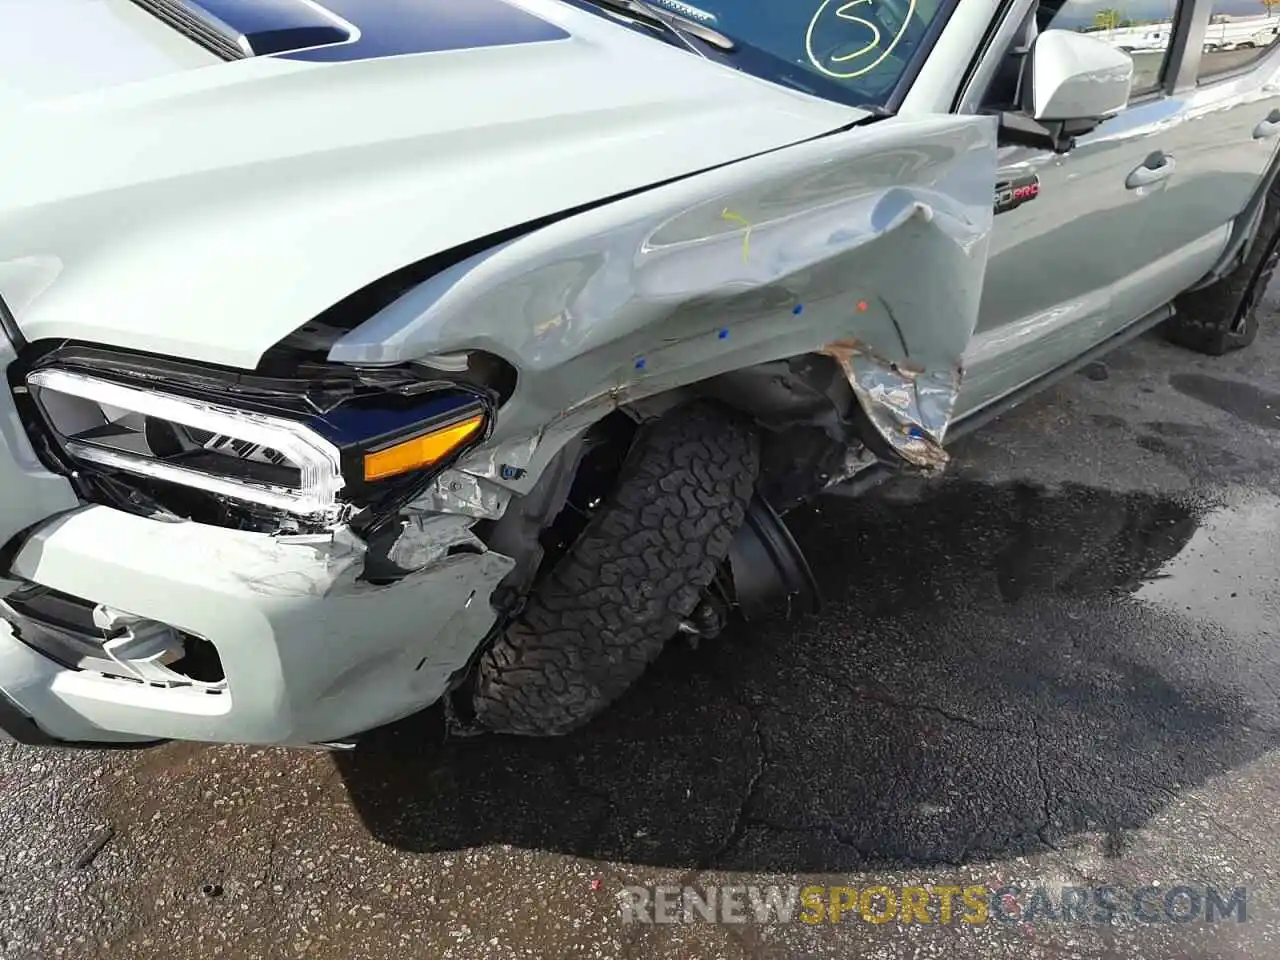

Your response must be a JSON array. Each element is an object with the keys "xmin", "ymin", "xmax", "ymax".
[
  {"xmin": 1125, "ymin": 152, "xmax": 1176, "ymax": 190},
  {"xmin": 1254, "ymin": 109, "xmax": 1280, "ymax": 139}
]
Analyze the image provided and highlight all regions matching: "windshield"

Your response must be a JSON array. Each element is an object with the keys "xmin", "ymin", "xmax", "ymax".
[{"xmin": 570, "ymin": 0, "xmax": 953, "ymax": 108}]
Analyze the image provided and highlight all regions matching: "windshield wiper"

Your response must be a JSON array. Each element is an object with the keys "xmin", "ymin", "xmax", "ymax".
[{"xmin": 575, "ymin": 0, "xmax": 735, "ymax": 53}]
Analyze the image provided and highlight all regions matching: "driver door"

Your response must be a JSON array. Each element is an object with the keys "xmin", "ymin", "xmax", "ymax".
[{"xmin": 953, "ymin": 0, "xmax": 1186, "ymax": 419}]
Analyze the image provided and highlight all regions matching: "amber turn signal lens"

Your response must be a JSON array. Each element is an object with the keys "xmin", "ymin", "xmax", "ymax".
[{"xmin": 363, "ymin": 414, "xmax": 484, "ymax": 482}]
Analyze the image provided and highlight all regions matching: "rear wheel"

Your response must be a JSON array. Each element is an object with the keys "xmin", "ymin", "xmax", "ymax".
[
  {"xmin": 472, "ymin": 402, "xmax": 760, "ymax": 736},
  {"xmin": 1163, "ymin": 183, "xmax": 1280, "ymax": 356}
]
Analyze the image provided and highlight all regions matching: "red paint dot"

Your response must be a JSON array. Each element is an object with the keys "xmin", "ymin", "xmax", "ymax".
[
  {"xmin": 857, "ymin": 300, "xmax": 869, "ymax": 312},
  {"xmin": 590, "ymin": 878, "xmax": 603, "ymax": 891}
]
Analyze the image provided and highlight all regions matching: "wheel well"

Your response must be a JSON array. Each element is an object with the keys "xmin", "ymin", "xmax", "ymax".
[
  {"xmin": 478, "ymin": 410, "xmax": 638, "ymax": 611},
  {"xmin": 478, "ymin": 352, "xmax": 878, "ymax": 608},
  {"xmin": 623, "ymin": 353, "xmax": 875, "ymax": 511}
]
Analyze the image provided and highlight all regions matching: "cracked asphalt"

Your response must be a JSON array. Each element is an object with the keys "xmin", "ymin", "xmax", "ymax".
[{"xmin": 7, "ymin": 295, "xmax": 1280, "ymax": 959}]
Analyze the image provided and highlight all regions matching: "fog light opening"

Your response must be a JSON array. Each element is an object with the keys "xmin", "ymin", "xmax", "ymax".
[{"xmin": 168, "ymin": 634, "xmax": 226, "ymax": 686}]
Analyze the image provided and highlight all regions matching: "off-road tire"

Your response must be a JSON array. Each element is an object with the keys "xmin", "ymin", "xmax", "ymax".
[
  {"xmin": 1164, "ymin": 183, "xmax": 1280, "ymax": 356},
  {"xmin": 472, "ymin": 402, "xmax": 760, "ymax": 736}
]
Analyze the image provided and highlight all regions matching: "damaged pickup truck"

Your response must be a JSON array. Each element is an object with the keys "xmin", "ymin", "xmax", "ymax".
[{"xmin": 1, "ymin": 0, "xmax": 1278, "ymax": 747}]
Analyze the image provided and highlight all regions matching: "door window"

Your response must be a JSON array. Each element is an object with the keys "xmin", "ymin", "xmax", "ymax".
[
  {"xmin": 980, "ymin": 0, "xmax": 1181, "ymax": 113},
  {"xmin": 1042, "ymin": 0, "xmax": 1179, "ymax": 94},
  {"xmin": 1198, "ymin": 3, "xmax": 1280, "ymax": 80}
]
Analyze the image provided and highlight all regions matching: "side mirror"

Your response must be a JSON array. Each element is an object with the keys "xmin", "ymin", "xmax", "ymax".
[
  {"xmin": 1022, "ymin": 30, "xmax": 1134, "ymax": 122},
  {"xmin": 998, "ymin": 30, "xmax": 1134, "ymax": 154}
]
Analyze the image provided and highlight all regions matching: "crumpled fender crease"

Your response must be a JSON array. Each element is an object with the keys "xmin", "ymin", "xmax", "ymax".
[{"xmin": 331, "ymin": 114, "xmax": 998, "ymax": 483}]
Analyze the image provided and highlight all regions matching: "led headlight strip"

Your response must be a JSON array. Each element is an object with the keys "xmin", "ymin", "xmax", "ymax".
[{"xmin": 27, "ymin": 368, "xmax": 347, "ymax": 521}]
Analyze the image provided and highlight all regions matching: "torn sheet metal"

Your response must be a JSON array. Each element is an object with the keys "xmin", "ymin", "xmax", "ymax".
[
  {"xmin": 410, "ymin": 469, "xmax": 513, "ymax": 520},
  {"xmin": 382, "ymin": 513, "xmax": 481, "ymax": 571},
  {"xmin": 331, "ymin": 114, "xmax": 998, "ymax": 481},
  {"xmin": 820, "ymin": 340, "xmax": 960, "ymax": 470}
]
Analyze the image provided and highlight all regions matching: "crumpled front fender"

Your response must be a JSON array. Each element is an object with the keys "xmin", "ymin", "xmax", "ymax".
[{"xmin": 332, "ymin": 114, "xmax": 998, "ymax": 478}]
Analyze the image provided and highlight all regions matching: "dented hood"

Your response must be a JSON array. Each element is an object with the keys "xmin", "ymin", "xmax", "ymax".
[{"xmin": 0, "ymin": 0, "xmax": 853, "ymax": 368}]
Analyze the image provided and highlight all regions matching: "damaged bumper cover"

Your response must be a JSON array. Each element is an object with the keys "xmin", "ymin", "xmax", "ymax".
[{"xmin": 0, "ymin": 506, "xmax": 512, "ymax": 745}]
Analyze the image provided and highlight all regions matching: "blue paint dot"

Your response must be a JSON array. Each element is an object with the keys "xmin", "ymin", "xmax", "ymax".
[
  {"xmin": 908, "ymin": 425, "xmax": 925, "ymax": 439},
  {"xmin": 792, "ymin": 304, "xmax": 804, "ymax": 315},
  {"xmin": 634, "ymin": 358, "xmax": 646, "ymax": 370},
  {"xmin": 718, "ymin": 328, "xmax": 729, "ymax": 340}
]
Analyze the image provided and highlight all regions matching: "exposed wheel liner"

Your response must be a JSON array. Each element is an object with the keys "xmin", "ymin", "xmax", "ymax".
[
  {"xmin": 473, "ymin": 402, "xmax": 759, "ymax": 736},
  {"xmin": 1165, "ymin": 182, "xmax": 1280, "ymax": 356}
]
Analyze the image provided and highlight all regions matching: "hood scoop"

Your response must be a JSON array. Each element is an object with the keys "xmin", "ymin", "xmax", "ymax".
[
  {"xmin": 128, "ymin": 0, "xmax": 570, "ymax": 62},
  {"xmin": 128, "ymin": 0, "xmax": 354, "ymax": 60}
]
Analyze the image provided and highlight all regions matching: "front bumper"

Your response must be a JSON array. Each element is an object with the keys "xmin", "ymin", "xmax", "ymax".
[
  {"xmin": 0, "ymin": 313, "xmax": 513, "ymax": 748},
  {"xmin": 0, "ymin": 506, "xmax": 512, "ymax": 746}
]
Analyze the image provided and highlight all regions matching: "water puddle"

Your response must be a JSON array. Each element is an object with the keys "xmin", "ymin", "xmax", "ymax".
[{"xmin": 1135, "ymin": 487, "xmax": 1280, "ymax": 637}]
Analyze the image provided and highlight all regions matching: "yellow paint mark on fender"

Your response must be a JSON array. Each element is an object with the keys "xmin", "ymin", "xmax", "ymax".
[
  {"xmin": 720, "ymin": 208, "xmax": 753, "ymax": 262},
  {"xmin": 805, "ymin": 0, "xmax": 915, "ymax": 79}
]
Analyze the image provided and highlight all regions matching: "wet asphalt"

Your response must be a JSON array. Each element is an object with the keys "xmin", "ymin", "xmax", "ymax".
[{"xmin": 7, "ymin": 295, "xmax": 1280, "ymax": 959}]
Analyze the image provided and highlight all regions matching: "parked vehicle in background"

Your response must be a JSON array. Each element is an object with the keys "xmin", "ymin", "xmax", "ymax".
[
  {"xmin": 1200, "ymin": 14, "xmax": 1280, "ymax": 50},
  {"xmin": 1098, "ymin": 13, "xmax": 1280, "ymax": 53},
  {"xmin": 1250, "ymin": 24, "xmax": 1280, "ymax": 48},
  {"xmin": 1109, "ymin": 25, "xmax": 1173, "ymax": 53},
  {"xmin": 0, "ymin": 0, "xmax": 1279, "ymax": 749}
]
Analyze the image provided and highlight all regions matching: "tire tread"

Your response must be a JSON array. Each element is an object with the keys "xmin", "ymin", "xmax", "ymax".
[{"xmin": 473, "ymin": 403, "xmax": 759, "ymax": 736}]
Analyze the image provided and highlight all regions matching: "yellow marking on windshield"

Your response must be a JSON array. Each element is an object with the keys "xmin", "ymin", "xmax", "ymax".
[
  {"xmin": 720, "ymin": 208, "xmax": 753, "ymax": 262},
  {"xmin": 805, "ymin": 0, "xmax": 916, "ymax": 79}
]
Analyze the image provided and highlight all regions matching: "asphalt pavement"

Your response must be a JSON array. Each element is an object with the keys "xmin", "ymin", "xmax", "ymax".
[{"xmin": 6, "ymin": 292, "xmax": 1280, "ymax": 959}]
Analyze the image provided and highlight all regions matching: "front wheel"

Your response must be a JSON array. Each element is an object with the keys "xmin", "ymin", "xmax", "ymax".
[{"xmin": 472, "ymin": 402, "xmax": 760, "ymax": 736}]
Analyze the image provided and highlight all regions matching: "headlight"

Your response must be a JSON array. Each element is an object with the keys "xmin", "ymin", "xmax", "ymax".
[
  {"xmin": 23, "ymin": 358, "xmax": 489, "ymax": 530},
  {"xmin": 28, "ymin": 368, "xmax": 348, "ymax": 520}
]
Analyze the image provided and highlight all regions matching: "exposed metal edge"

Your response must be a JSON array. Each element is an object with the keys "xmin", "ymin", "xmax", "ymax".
[
  {"xmin": 128, "ymin": 0, "xmax": 249, "ymax": 61},
  {"xmin": 823, "ymin": 302, "xmax": 1176, "ymax": 499}
]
